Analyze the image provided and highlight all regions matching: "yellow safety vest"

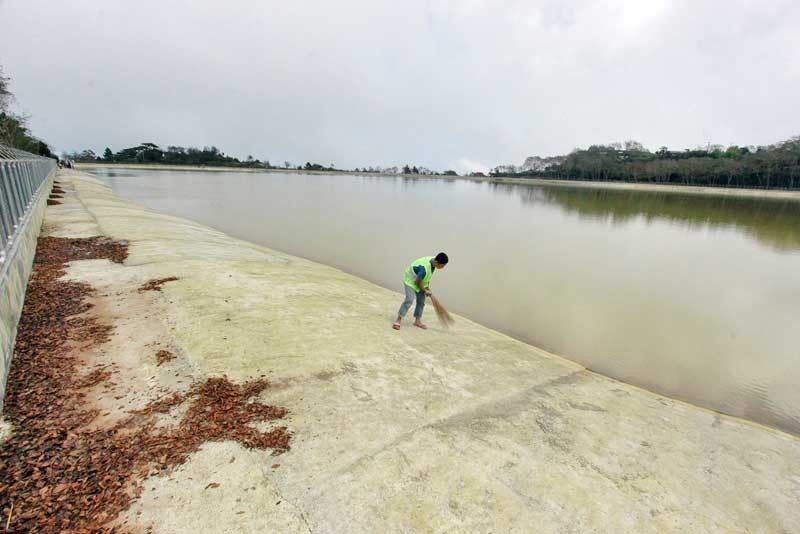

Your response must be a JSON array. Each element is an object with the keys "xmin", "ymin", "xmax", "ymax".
[{"xmin": 403, "ymin": 256, "xmax": 435, "ymax": 291}]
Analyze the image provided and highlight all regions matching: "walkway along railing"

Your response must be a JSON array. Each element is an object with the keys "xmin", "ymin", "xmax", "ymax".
[{"xmin": 0, "ymin": 144, "xmax": 56, "ymax": 411}]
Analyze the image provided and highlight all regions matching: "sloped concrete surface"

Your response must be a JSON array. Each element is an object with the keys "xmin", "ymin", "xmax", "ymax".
[{"xmin": 41, "ymin": 170, "xmax": 800, "ymax": 533}]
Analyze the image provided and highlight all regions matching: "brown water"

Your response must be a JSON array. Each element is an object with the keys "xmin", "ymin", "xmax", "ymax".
[{"xmin": 92, "ymin": 168, "xmax": 800, "ymax": 435}]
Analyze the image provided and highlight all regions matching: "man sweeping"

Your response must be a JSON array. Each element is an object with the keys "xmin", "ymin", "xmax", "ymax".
[{"xmin": 392, "ymin": 252, "xmax": 449, "ymax": 330}]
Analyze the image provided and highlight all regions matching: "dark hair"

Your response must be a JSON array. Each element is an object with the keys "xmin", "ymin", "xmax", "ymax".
[{"xmin": 435, "ymin": 252, "xmax": 449, "ymax": 265}]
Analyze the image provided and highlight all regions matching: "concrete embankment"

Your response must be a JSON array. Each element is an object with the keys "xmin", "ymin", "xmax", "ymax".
[
  {"xmin": 7, "ymin": 169, "xmax": 800, "ymax": 532},
  {"xmin": 0, "ymin": 166, "xmax": 53, "ymax": 411}
]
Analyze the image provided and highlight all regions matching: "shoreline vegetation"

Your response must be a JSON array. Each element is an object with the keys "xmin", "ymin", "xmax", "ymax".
[
  {"xmin": 66, "ymin": 143, "xmax": 462, "ymax": 176},
  {"xmin": 79, "ymin": 161, "xmax": 800, "ymax": 201},
  {"xmin": 68, "ymin": 134, "xmax": 800, "ymax": 194},
  {"xmin": 493, "ymin": 137, "xmax": 800, "ymax": 191}
]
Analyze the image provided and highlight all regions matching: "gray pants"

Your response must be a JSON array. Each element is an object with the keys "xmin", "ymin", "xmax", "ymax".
[{"xmin": 398, "ymin": 283, "xmax": 425, "ymax": 319}]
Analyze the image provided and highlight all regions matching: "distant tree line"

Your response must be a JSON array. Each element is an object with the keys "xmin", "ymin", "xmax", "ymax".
[
  {"xmin": 0, "ymin": 66, "xmax": 54, "ymax": 157},
  {"xmin": 491, "ymin": 137, "xmax": 800, "ymax": 190},
  {"xmin": 68, "ymin": 144, "xmax": 469, "ymax": 177},
  {"xmin": 300, "ymin": 162, "xmax": 337, "ymax": 172},
  {"xmin": 66, "ymin": 143, "xmax": 274, "ymax": 168},
  {"xmin": 352, "ymin": 164, "xmax": 459, "ymax": 176}
]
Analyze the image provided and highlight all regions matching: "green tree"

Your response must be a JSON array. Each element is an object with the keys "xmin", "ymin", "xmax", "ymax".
[
  {"xmin": 103, "ymin": 147, "xmax": 114, "ymax": 161},
  {"xmin": 491, "ymin": 136, "xmax": 800, "ymax": 190},
  {"xmin": 79, "ymin": 149, "xmax": 97, "ymax": 161},
  {"xmin": 0, "ymin": 65, "xmax": 53, "ymax": 155},
  {"xmin": 0, "ymin": 67, "xmax": 11, "ymax": 113}
]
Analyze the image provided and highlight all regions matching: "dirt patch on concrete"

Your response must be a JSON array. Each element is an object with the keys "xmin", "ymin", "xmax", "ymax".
[
  {"xmin": 138, "ymin": 276, "xmax": 180, "ymax": 292},
  {"xmin": 155, "ymin": 349, "xmax": 176, "ymax": 366},
  {"xmin": 0, "ymin": 237, "xmax": 289, "ymax": 532}
]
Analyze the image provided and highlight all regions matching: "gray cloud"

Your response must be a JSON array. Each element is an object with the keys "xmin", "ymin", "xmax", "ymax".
[{"xmin": 1, "ymin": 0, "xmax": 798, "ymax": 172}]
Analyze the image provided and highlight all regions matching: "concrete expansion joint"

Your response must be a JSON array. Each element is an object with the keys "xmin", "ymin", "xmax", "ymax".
[{"xmin": 331, "ymin": 370, "xmax": 585, "ymax": 480}]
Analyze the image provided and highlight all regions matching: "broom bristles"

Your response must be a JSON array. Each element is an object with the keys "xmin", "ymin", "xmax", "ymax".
[{"xmin": 430, "ymin": 294, "xmax": 455, "ymax": 327}]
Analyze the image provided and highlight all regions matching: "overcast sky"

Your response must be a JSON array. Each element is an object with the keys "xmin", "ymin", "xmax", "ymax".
[{"xmin": 1, "ymin": 0, "xmax": 798, "ymax": 172}]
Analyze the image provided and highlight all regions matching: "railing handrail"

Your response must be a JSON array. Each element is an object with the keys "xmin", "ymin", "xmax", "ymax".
[
  {"xmin": 0, "ymin": 145, "xmax": 48, "ymax": 161},
  {"xmin": 0, "ymin": 144, "xmax": 56, "ymax": 257}
]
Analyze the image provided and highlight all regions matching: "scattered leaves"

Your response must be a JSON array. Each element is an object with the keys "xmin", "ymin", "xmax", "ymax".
[
  {"xmin": 138, "ymin": 277, "xmax": 179, "ymax": 293},
  {"xmin": 155, "ymin": 350, "xmax": 175, "ymax": 366},
  {"xmin": 0, "ymin": 236, "xmax": 289, "ymax": 532}
]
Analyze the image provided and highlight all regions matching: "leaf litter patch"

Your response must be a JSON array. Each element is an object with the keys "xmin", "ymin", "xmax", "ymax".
[
  {"xmin": 155, "ymin": 349, "xmax": 176, "ymax": 366},
  {"xmin": 0, "ymin": 236, "xmax": 289, "ymax": 531},
  {"xmin": 138, "ymin": 277, "xmax": 180, "ymax": 293}
]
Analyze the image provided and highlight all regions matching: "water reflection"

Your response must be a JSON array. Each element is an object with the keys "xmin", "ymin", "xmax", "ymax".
[
  {"xmin": 489, "ymin": 182, "xmax": 800, "ymax": 252},
  {"xmin": 491, "ymin": 183, "xmax": 800, "ymax": 251}
]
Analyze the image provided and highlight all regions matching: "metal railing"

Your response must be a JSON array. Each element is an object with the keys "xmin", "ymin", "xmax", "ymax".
[
  {"xmin": 1, "ymin": 145, "xmax": 56, "ymax": 262},
  {"xmin": 1, "ymin": 144, "xmax": 56, "ymax": 411}
]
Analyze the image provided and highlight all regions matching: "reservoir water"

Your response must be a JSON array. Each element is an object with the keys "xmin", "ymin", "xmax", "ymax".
[{"xmin": 91, "ymin": 168, "xmax": 800, "ymax": 435}]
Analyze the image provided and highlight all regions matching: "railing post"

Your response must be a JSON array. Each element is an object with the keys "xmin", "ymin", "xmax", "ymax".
[
  {"xmin": 7, "ymin": 163, "xmax": 24, "ymax": 229},
  {"xmin": 21, "ymin": 161, "xmax": 34, "ymax": 204},
  {"xmin": 0, "ymin": 162, "xmax": 12, "ymax": 257}
]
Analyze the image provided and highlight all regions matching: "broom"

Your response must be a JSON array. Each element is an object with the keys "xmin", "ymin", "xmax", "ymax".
[{"xmin": 429, "ymin": 293, "xmax": 455, "ymax": 327}]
